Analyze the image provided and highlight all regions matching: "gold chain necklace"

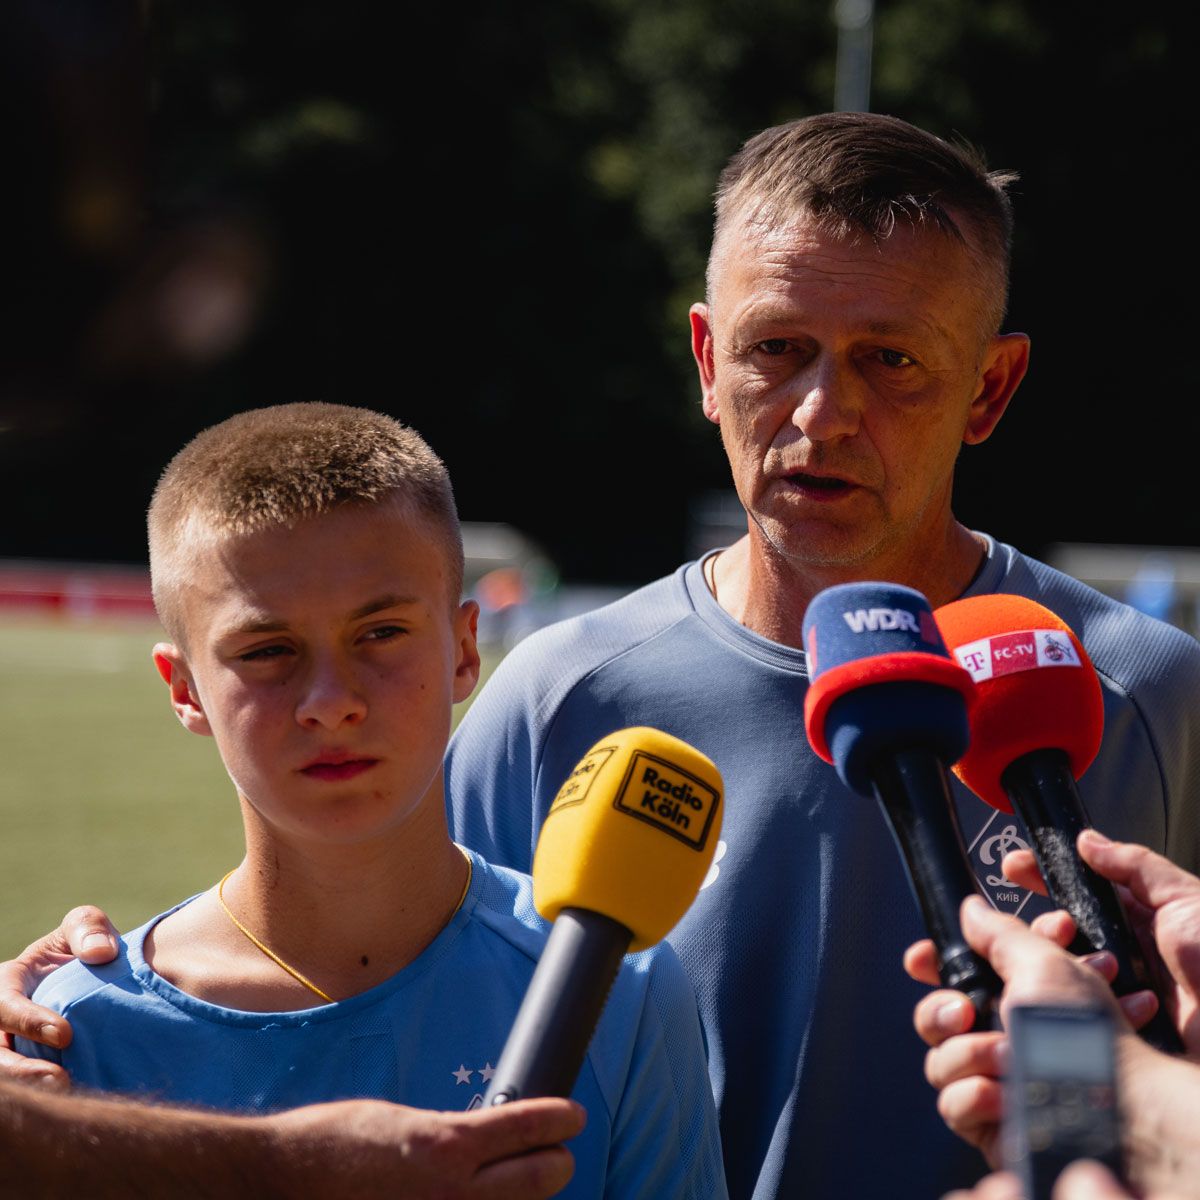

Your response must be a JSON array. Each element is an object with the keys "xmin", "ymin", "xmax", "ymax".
[{"xmin": 216, "ymin": 847, "xmax": 474, "ymax": 1005}]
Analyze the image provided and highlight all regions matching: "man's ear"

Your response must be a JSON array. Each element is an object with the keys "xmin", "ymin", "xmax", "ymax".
[
  {"xmin": 452, "ymin": 601, "xmax": 482, "ymax": 705},
  {"xmin": 690, "ymin": 302, "xmax": 720, "ymax": 425},
  {"xmin": 152, "ymin": 643, "xmax": 213, "ymax": 737},
  {"xmin": 963, "ymin": 332, "xmax": 1031, "ymax": 446}
]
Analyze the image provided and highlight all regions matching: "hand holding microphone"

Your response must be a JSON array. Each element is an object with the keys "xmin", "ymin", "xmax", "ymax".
[
  {"xmin": 802, "ymin": 582, "xmax": 1001, "ymax": 1029},
  {"xmin": 935, "ymin": 595, "xmax": 1183, "ymax": 1054},
  {"xmin": 484, "ymin": 727, "xmax": 723, "ymax": 1105}
]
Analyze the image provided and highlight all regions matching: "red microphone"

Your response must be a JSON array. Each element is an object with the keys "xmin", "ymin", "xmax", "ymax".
[{"xmin": 935, "ymin": 594, "xmax": 1182, "ymax": 1054}]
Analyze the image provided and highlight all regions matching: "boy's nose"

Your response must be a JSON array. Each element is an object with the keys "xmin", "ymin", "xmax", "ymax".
[{"xmin": 294, "ymin": 660, "xmax": 367, "ymax": 729}]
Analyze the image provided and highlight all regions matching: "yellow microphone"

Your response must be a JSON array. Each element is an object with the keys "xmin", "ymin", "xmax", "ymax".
[{"xmin": 484, "ymin": 727, "xmax": 723, "ymax": 1104}]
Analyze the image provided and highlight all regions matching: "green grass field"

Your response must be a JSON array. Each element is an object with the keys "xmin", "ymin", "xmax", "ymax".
[{"xmin": 0, "ymin": 616, "xmax": 500, "ymax": 958}]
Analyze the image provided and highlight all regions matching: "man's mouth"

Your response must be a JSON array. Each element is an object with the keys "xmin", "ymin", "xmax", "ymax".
[{"xmin": 782, "ymin": 471, "xmax": 857, "ymax": 498}]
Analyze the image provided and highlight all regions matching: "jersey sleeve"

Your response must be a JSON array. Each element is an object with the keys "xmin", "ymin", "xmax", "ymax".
[{"xmin": 599, "ymin": 947, "xmax": 728, "ymax": 1200}]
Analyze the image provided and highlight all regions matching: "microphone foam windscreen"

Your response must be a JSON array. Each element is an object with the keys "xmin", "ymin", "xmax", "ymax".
[
  {"xmin": 802, "ymin": 582, "xmax": 973, "ymax": 771},
  {"xmin": 532, "ymin": 728, "xmax": 724, "ymax": 951},
  {"xmin": 934, "ymin": 594, "xmax": 1103, "ymax": 813}
]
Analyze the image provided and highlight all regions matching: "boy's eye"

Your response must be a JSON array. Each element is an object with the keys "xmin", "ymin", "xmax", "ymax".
[{"xmin": 239, "ymin": 644, "xmax": 291, "ymax": 662}]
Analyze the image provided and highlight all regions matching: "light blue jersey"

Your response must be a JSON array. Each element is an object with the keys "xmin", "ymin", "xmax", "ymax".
[
  {"xmin": 20, "ymin": 851, "xmax": 727, "ymax": 1200},
  {"xmin": 446, "ymin": 537, "xmax": 1200, "ymax": 1200}
]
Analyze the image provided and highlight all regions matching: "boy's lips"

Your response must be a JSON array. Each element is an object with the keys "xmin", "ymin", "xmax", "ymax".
[{"xmin": 300, "ymin": 755, "xmax": 380, "ymax": 782}]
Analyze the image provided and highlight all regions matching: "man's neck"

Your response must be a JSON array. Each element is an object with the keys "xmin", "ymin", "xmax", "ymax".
[
  {"xmin": 708, "ymin": 522, "xmax": 987, "ymax": 650},
  {"xmin": 145, "ymin": 796, "xmax": 469, "ymax": 1010}
]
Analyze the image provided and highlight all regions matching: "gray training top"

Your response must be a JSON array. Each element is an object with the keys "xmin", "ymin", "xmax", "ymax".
[{"xmin": 446, "ymin": 535, "xmax": 1200, "ymax": 1200}]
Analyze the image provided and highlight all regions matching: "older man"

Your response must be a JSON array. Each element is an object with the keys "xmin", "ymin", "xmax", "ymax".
[{"xmin": 445, "ymin": 113, "xmax": 1200, "ymax": 1198}]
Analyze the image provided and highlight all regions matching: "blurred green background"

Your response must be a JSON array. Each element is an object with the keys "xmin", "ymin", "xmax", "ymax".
[{"xmin": 0, "ymin": 617, "xmax": 498, "ymax": 957}]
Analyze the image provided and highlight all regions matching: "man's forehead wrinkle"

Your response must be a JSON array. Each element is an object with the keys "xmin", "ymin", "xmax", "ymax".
[{"xmin": 727, "ymin": 261, "xmax": 956, "ymax": 337}]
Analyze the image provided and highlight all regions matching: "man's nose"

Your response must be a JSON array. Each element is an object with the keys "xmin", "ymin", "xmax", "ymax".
[
  {"xmin": 295, "ymin": 655, "xmax": 367, "ymax": 730},
  {"xmin": 790, "ymin": 357, "xmax": 861, "ymax": 441}
]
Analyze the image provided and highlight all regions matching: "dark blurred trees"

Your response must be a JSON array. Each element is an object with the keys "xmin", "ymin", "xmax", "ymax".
[{"xmin": 2, "ymin": 0, "xmax": 1196, "ymax": 583}]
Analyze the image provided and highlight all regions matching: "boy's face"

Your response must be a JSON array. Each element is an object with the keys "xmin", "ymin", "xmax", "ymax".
[{"xmin": 154, "ymin": 504, "xmax": 480, "ymax": 848}]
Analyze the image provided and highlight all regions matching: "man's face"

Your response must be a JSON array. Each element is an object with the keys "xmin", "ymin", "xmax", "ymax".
[
  {"xmin": 691, "ymin": 210, "xmax": 1027, "ymax": 576},
  {"xmin": 156, "ymin": 504, "xmax": 479, "ymax": 849}
]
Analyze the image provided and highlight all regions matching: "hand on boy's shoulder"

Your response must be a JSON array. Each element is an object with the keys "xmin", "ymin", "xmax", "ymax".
[{"xmin": 0, "ymin": 904, "xmax": 121, "ymax": 1087}]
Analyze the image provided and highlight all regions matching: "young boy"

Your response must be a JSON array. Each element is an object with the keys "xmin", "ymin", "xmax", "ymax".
[{"xmin": 18, "ymin": 403, "xmax": 726, "ymax": 1199}]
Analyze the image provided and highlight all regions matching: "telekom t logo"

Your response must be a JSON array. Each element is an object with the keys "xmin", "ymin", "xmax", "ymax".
[{"xmin": 960, "ymin": 648, "xmax": 989, "ymax": 675}]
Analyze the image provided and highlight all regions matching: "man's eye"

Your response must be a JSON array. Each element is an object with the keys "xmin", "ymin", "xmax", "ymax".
[
  {"xmin": 878, "ymin": 348, "xmax": 915, "ymax": 368},
  {"xmin": 363, "ymin": 625, "xmax": 405, "ymax": 642},
  {"xmin": 755, "ymin": 339, "xmax": 791, "ymax": 356}
]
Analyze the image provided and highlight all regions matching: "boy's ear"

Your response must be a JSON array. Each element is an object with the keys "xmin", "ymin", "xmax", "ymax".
[
  {"xmin": 452, "ymin": 601, "xmax": 482, "ymax": 704},
  {"xmin": 152, "ymin": 643, "xmax": 213, "ymax": 737}
]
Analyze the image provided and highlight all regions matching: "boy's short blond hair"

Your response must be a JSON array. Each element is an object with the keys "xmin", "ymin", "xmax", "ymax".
[{"xmin": 148, "ymin": 402, "xmax": 463, "ymax": 641}]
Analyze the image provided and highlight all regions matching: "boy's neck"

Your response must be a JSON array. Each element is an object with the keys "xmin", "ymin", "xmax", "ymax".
[{"xmin": 145, "ymin": 799, "xmax": 472, "ymax": 1011}]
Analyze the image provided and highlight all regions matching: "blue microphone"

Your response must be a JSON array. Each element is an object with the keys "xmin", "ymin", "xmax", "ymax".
[{"xmin": 803, "ymin": 582, "xmax": 1000, "ymax": 1028}]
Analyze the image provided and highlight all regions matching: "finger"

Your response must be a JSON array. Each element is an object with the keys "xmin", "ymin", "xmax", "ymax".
[
  {"xmin": 943, "ymin": 1171, "xmax": 1023, "ymax": 1200},
  {"xmin": 1076, "ymin": 950, "xmax": 1118, "ymax": 984},
  {"xmin": 1053, "ymin": 1159, "xmax": 1133, "ymax": 1199},
  {"xmin": 1028, "ymin": 910, "xmax": 1077, "ymax": 948},
  {"xmin": 958, "ymin": 895, "xmax": 1050, "ymax": 980},
  {"xmin": 473, "ymin": 1145, "xmax": 575, "ymax": 1200},
  {"xmin": 924, "ymin": 1031, "xmax": 1006, "ymax": 1091},
  {"xmin": 467, "ymin": 1098, "xmax": 586, "ymax": 1163},
  {"xmin": 903, "ymin": 939, "xmax": 941, "ymax": 987},
  {"xmin": 1000, "ymin": 849, "xmax": 1046, "ymax": 896},
  {"xmin": 960, "ymin": 896, "xmax": 1082, "ymax": 986},
  {"xmin": 58, "ymin": 906, "xmax": 120, "ymax": 963},
  {"xmin": 936, "ymin": 1074, "xmax": 1004, "ymax": 1153},
  {"xmin": 1116, "ymin": 989, "xmax": 1159, "ymax": 1030},
  {"xmin": 0, "ymin": 1038, "xmax": 72, "ymax": 1088},
  {"xmin": 1077, "ymin": 831, "xmax": 1199, "ymax": 910},
  {"xmin": 914, "ymin": 990, "xmax": 978, "ymax": 1048},
  {"xmin": 0, "ymin": 937, "xmax": 74, "ymax": 996},
  {"xmin": 960, "ymin": 896, "xmax": 1118, "ymax": 1011},
  {"xmin": 0, "ymin": 986, "xmax": 72, "ymax": 1048}
]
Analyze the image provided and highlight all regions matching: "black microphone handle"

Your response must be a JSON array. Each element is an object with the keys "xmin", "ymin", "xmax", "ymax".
[
  {"xmin": 1001, "ymin": 748, "xmax": 1184, "ymax": 1055},
  {"xmin": 871, "ymin": 750, "xmax": 1002, "ymax": 1031},
  {"xmin": 484, "ymin": 908, "xmax": 632, "ymax": 1105}
]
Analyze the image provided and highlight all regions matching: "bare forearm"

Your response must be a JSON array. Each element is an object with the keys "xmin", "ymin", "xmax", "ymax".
[
  {"xmin": 0, "ymin": 1080, "xmax": 290, "ymax": 1199},
  {"xmin": 0, "ymin": 1082, "xmax": 582, "ymax": 1199}
]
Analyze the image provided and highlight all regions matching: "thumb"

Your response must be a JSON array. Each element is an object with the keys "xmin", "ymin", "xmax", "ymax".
[
  {"xmin": 57, "ymin": 906, "xmax": 121, "ymax": 964},
  {"xmin": 1052, "ymin": 1160, "xmax": 1132, "ymax": 1199}
]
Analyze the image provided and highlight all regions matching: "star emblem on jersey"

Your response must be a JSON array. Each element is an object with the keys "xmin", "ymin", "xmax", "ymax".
[
  {"xmin": 480, "ymin": 1062, "xmax": 496, "ymax": 1082},
  {"xmin": 452, "ymin": 1064, "xmax": 474, "ymax": 1085}
]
